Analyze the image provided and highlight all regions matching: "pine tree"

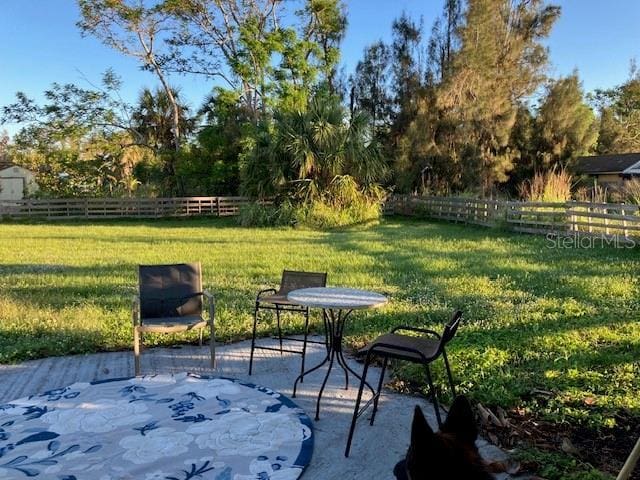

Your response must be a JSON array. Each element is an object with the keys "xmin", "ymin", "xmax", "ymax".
[
  {"xmin": 438, "ymin": 0, "xmax": 560, "ymax": 193},
  {"xmin": 536, "ymin": 74, "xmax": 597, "ymax": 169}
]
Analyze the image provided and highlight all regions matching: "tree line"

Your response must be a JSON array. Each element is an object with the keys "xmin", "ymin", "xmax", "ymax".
[{"xmin": 2, "ymin": 0, "xmax": 639, "ymax": 209}]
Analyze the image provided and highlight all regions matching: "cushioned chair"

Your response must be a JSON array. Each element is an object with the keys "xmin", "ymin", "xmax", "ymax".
[
  {"xmin": 248, "ymin": 270, "xmax": 327, "ymax": 379},
  {"xmin": 344, "ymin": 310, "xmax": 463, "ymax": 457},
  {"xmin": 132, "ymin": 262, "xmax": 215, "ymax": 376}
]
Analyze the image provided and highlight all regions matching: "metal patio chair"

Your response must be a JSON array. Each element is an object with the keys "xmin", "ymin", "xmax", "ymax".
[
  {"xmin": 345, "ymin": 310, "xmax": 463, "ymax": 457},
  {"xmin": 132, "ymin": 262, "xmax": 215, "ymax": 376},
  {"xmin": 248, "ymin": 270, "xmax": 327, "ymax": 379}
]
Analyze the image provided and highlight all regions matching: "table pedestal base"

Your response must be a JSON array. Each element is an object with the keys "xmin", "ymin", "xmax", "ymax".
[{"xmin": 292, "ymin": 308, "xmax": 374, "ymax": 421}]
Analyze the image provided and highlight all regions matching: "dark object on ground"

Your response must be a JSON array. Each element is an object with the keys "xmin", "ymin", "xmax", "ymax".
[{"xmin": 394, "ymin": 396, "xmax": 494, "ymax": 480}]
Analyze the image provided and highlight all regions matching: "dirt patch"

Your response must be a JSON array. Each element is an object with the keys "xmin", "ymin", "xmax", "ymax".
[{"xmin": 479, "ymin": 405, "xmax": 640, "ymax": 479}]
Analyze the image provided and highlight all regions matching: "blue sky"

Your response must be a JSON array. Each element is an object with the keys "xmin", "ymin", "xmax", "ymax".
[{"xmin": 1, "ymin": 0, "xmax": 639, "ymax": 135}]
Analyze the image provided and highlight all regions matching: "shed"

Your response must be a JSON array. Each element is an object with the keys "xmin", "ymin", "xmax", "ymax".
[
  {"xmin": 0, "ymin": 158, "xmax": 39, "ymax": 201},
  {"xmin": 574, "ymin": 153, "xmax": 640, "ymax": 186}
]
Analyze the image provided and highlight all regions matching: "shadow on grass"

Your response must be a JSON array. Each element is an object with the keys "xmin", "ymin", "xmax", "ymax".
[{"xmin": 320, "ymin": 218, "xmax": 640, "ymax": 417}]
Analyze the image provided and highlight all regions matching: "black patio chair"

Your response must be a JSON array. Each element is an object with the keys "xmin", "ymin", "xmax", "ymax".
[
  {"xmin": 344, "ymin": 310, "xmax": 463, "ymax": 457},
  {"xmin": 132, "ymin": 262, "xmax": 215, "ymax": 376},
  {"xmin": 248, "ymin": 270, "xmax": 327, "ymax": 379}
]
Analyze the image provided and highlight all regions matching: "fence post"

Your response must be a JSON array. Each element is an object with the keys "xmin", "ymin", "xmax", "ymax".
[
  {"xmin": 216, "ymin": 197, "xmax": 221, "ymax": 217},
  {"xmin": 503, "ymin": 201, "xmax": 509, "ymax": 230},
  {"xmin": 564, "ymin": 202, "xmax": 574, "ymax": 233},
  {"xmin": 622, "ymin": 207, "xmax": 628, "ymax": 238}
]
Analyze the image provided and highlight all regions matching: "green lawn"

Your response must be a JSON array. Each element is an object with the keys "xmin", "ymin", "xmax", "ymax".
[{"xmin": 1, "ymin": 217, "xmax": 638, "ymax": 477}]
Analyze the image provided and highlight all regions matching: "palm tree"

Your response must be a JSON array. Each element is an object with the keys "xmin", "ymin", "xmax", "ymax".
[
  {"xmin": 243, "ymin": 94, "xmax": 387, "ymax": 201},
  {"xmin": 132, "ymin": 87, "xmax": 195, "ymax": 193},
  {"xmin": 132, "ymin": 87, "xmax": 195, "ymax": 153}
]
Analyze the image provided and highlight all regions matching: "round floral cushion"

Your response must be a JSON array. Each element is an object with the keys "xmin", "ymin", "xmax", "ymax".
[{"xmin": 0, "ymin": 373, "xmax": 313, "ymax": 479}]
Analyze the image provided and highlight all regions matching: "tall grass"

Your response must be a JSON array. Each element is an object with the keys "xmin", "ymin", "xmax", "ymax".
[
  {"xmin": 518, "ymin": 169, "xmax": 573, "ymax": 202},
  {"xmin": 624, "ymin": 179, "xmax": 640, "ymax": 205}
]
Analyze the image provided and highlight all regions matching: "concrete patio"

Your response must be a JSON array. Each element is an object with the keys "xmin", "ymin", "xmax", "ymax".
[{"xmin": 0, "ymin": 336, "xmax": 511, "ymax": 479}]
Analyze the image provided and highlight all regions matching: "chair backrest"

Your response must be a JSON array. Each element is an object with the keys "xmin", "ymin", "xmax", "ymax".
[
  {"xmin": 138, "ymin": 263, "xmax": 203, "ymax": 319},
  {"xmin": 441, "ymin": 310, "xmax": 463, "ymax": 347},
  {"xmin": 278, "ymin": 270, "xmax": 327, "ymax": 295}
]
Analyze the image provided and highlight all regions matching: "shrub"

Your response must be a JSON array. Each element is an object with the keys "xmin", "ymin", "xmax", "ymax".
[
  {"xmin": 237, "ymin": 202, "xmax": 293, "ymax": 227},
  {"xmin": 292, "ymin": 198, "xmax": 381, "ymax": 229},
  {"xmin": 238, "ymin": 177, "xmax": 385, "ymax": 229}
]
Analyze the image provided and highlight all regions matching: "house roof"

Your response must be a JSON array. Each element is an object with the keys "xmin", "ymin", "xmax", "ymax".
[{"xmin": 574, "ymin": 153, "xmax": 640, "ymax": 175}]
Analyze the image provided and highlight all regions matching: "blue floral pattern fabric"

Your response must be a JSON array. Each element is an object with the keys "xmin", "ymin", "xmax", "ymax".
[{"xmin": 0, "ymin": 373, "xmax": 313, "ymax": 479}]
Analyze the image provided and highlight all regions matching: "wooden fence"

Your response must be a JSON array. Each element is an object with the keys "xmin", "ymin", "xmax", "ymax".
[
  {"xmin": 0, "ymin": 197, "xmax": 255, "ymax": 220},
  {"xmin": 386, "ymin": 195, "xmax": 640, "ymax": 242}
]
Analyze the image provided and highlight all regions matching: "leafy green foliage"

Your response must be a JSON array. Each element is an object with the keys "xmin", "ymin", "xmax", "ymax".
[
  {"xmin": 593, "ymin": 68, "xmax": 640, "ymax": 154},
  {"xmin": 237, "ymin": 201, "xmax": 293, "ymax": 227},
  {"xmin": 2, "ymin": 78, "xmax": 190, "ymax": 197},
  {"xmin": 241, "ymin": 92, "xmax": 387, "ymax": 211},
  {"xmin": 515, "ymin": 447, "xmax": 614, "ymax": 480}
]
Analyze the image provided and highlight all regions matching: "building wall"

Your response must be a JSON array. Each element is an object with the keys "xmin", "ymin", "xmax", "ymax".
[
  {"xmin": 595, "ymin": 173, "xmax": 623, "ymax": 184},
  {"xmin": 0, "ymin": 166, "xmax": 39, "ymax": 200}
]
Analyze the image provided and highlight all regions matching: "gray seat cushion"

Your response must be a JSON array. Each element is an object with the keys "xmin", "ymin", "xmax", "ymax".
[
  {"xmin": 138, "ymin": 315, "xmax": 206, "ymax": 333},
  {"xmin": 360, "ymin": 333, "xmax": 440, "ymax": 362}
]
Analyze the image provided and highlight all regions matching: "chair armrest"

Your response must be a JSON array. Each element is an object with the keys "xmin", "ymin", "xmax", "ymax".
[
  {"xmin": 256, "ymin": 288, "xmax": 277, "ymax": 302},
  {"xmin": 390, "ymin": 325, "xmax": 441, "ymax": 339},
  {"xmin": 203, "ymin": 290, "xmax": 215, "ymax": 323},
  {"xmin": 132, "ymin": 295, "xmax": 140, "ymax": 326},
  {"xmin": 203, "ymin": 290, "xmax": 215, "ymax": 301}
]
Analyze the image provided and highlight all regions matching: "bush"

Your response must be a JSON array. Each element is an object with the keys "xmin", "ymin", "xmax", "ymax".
[
  {"xmin": 239, "ymin": 174, "xmax": 386, "ymax": 229},
  {"xmin": 292, "ymin": 198, "xmax": 381, "ymax": 229},
  {"xmin": 238, "ymin": 198, "xmax": 382, "ymax": 229},
  {"xmin": 237, "ymin": 202, "xmax": 293, "ymax": 227}
]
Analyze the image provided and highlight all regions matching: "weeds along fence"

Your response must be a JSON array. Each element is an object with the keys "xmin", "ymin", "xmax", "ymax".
[
  {"xmin": 0, "ymin": 197, "xmax": 257, "ymax": 220},
  {"xmin": 386, "ymin": 195, "xmax": 640, "ymax": 242}
]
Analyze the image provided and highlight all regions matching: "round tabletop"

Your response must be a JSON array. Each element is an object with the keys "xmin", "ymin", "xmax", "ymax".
[
  {"xmin": 0, "ymin": 373, "xmax": 313, "ymax": 479},
  {"xmin": 287, "ymin": 287, "xmax": 388, "ymax": 310}
]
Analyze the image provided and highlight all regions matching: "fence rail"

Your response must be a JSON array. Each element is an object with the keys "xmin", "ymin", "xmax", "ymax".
[
  {"xmin": 386, "ymin": 195, "xmax": 640, "ymax": 242},
  {"xmin": 0, "ymin": 196, "xmax": 256, "ymax": 220}
]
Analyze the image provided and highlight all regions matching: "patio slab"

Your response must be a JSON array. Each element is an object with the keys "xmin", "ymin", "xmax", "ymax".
[{"xmin": 0, "ymin": 336, "xmax": 512, "ymax": 479}]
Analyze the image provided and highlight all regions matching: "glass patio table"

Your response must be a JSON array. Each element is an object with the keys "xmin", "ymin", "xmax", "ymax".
[{"xmin": 287, "ymin": 287, "xmax": 388, "ymax": 421}]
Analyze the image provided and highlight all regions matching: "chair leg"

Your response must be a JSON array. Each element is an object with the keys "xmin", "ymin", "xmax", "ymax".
[
  {"xmin": 442, "ymin": 349, "xmax": 456, "ymax": 397},
  {"xmin": 133, "ymin": 327, "xmax": 141, "ymax": 376},
  {"xmin": 425, "ymin": 364, "xmax": 442, "ymax": 427},
  {"xmin": 209, "ymin": 320, "xmax": 216, "ymax": 369},
  {"xmin": 370, "ymin": 357, "xmax": 388, "ymax": 426},
  {"xmin": 276, "ymin": 305, "xmax": 283, "ymax": 355},
  {"xmin": 345, "ymin": 355, "xmax": 372, "ymax": 457},
  {"xmin": 249, "ymin": 303, "xmax": 260, "ymax": 375},
  {"xmin": 300, "ymin": 308, "xmax": 310, "ymax": 383}
]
